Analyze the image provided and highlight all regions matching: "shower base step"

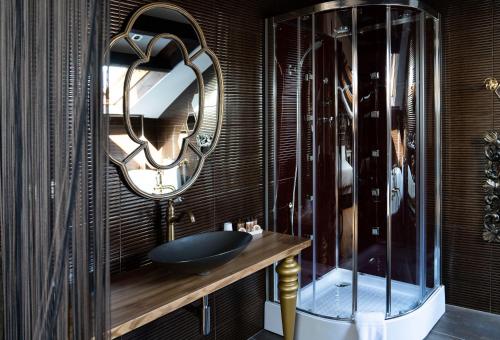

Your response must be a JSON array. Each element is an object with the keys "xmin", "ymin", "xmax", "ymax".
[{"xmin": 265, "ymin": 277, "xmax": 445, "ymax": 340}]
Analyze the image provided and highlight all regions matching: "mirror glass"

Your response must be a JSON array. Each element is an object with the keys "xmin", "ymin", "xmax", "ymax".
[{"xmin": 104, "ymin": 3, "xmax": 223, "ymax": 198}]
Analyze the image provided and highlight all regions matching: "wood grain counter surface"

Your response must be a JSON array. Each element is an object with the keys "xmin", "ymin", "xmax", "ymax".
[{"xmin": 110, "ymin": 231, "xmax": 311, "ymax": 338}]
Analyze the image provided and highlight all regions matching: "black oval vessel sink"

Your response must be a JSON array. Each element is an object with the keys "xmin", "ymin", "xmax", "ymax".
[{"xmin": 148, "ymin": 231, "xmax": 252, "ymax": 275}]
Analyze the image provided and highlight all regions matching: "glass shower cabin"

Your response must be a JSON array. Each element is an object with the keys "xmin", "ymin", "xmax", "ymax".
[{"xmin": 265, "ymin": 1, "xmax": 441, "ymax": 325}]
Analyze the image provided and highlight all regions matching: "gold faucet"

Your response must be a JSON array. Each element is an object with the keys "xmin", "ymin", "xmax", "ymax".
[
  {"xmin": 154, "ymin": 170, "xmax": 176, "ymax": 194},
  {"xmin": 167, "ymin": 198, "xmax": 195, "ymax": 241}
]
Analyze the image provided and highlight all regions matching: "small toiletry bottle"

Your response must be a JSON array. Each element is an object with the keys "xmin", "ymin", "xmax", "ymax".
[
  {"xmin": 245, "ymin": 220, "xmax": 253, "ymax": 232},
  {"xmin": 237, "ymin": 219, "xmax": 245, "ymax": 231},
  {"xmin": 223, "ymin": 222, "xmax": 233, "ymax": 231},
  {"xmin": 252, "ymin": 217, "xmax": 258, "ymax": 227}
]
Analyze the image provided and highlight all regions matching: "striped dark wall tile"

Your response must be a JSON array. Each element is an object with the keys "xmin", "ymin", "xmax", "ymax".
[
  {"xmin": 441, "ymin": 0, "xmax": 500, "ymax": 313},
  {"xmin": 107, "ymin": 0, "xmax": 280, "ymax": 339},
  {"xmin": 491, "ymin": 0, "xmax": 500, "ymax": 316}
]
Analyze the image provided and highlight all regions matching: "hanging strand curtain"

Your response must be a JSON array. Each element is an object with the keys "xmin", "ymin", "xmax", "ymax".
[{"xmin": 0, "ymin": 0, "xmax": 110, "ymax": 339}]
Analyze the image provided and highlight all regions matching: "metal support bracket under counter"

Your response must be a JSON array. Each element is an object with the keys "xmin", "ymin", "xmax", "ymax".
[{"xmin": 110, "ymin": 231, "xmax": 311, "ymax": 339}]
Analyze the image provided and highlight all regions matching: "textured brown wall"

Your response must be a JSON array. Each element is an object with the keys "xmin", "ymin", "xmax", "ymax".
[
  {"xmin": 441, "ymin": 0, "xmax": 500, "ymax": 313},
  {"xmin": 108, "ymin": 0, "xmax": 278, "ymax": 339}
]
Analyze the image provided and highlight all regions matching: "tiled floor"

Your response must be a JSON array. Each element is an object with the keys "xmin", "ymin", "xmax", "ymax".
[
  {"xmin": 250, "ymin": 304, "xmax": 500, "ymax": 340},
  {"xmin": 426, "ymin": 305, "xmax": 500, "ymax": 339}
]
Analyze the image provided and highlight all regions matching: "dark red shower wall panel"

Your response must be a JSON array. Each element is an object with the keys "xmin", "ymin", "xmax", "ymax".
[
  {"xmin": 356, "ymin": 6, "xmax": 389, "ymax": 278},
  {"xmin": 314, "ymin": 14, "xmax": 338, "ymax": 276},
  {"xmin": 424, "ymin": 15, "xmax": 437, "ymax": 289},
  {"xmin": 274, "ymin": 20, "xmax": 299, "ymax": 238},
  {"xmin": 297, "ymin": 17, "xmax": 316, "ymax": 286},
  {"xmin": 388, "ymin": 7, "xmax": 420, "ymax": 286}
]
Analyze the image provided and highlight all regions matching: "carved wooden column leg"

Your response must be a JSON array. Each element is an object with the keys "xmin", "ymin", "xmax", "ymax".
[{"xmin": 276, "ymin": 256, "xmax": 300, "ymax": 340}]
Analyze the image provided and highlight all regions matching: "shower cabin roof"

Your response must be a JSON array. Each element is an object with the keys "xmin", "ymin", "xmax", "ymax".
[{"xmin": 272, "ymin": 0, "xmax": 439, "ymax": 23}]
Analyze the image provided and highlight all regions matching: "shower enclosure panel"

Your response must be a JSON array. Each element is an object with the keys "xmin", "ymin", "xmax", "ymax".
[
  {"xmin": 273, "ymin": 16, "xmax": 315, "ymax": 292},
  {"xmin": 266, "ymin": 1, "xmax": 441, "ymax": 325}
]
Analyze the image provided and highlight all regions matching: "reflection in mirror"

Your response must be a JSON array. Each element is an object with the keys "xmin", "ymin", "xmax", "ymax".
[
  {"xmin": 189, "ymin": 51, "xmax": 219, "ymax": 152},
  {"xmin": 124, "ymin": 146, "xmax": 201, "ymax": 195},
  {"xmin": 104, "ymin": 3, "xmax": 223, "ymax": 199},
  {"xmin": 128, "ymin": 35, "xmax": 201, "ymax": 166}
]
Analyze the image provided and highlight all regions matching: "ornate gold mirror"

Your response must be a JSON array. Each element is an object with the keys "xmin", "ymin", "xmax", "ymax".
[{"xmin": 103, "ymin": 3, "xmax": 223, "ymax": 199}]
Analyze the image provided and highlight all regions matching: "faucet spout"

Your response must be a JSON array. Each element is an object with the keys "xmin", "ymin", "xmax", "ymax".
[
  {"xmin": 167, "ymin": 199, "xmax": 196, "ymax": 241},
  {"xmin": 175, "ymin": 211, "xmax": 196, "ymax": 224}
]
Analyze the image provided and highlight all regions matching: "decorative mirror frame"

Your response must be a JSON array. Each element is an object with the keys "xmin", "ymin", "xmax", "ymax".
[{"xmin": 105, "ymin": 2, "xmax": 224, "ymax": 199}]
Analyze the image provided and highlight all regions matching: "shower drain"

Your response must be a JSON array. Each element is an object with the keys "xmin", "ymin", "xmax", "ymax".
[{"xmin": 335, "ymin": 282, "xmax": 351, "ymax": 288}]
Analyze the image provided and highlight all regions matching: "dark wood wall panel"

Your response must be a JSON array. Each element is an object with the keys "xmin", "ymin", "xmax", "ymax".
[
  {"xmin": 442, "ymin": 0, "xmax": 500, "ymax": 313},
  {"xmin": 108, "ymin": 0, "xmax": 277, "ymax": 339}
]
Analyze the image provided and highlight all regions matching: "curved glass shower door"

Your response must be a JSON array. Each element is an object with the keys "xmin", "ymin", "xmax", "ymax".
[{"xmin": 266, "ymin": 1, "xmax": 440, "ymax": 320}]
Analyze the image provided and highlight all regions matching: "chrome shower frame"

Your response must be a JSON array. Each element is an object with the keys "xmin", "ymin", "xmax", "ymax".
[{"xmin": 265, "ymin": 0, "xmax": 441, "ymax": 322}]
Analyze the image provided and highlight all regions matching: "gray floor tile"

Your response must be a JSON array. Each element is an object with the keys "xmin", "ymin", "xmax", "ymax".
[
  {"xmin": 252, "ymin": 330, "xmax": 282, "ymax": 340},
  {"xmin": 430, "ymin": 305, "xmax": 500, "ymax": 340},
  {"xmin": 425, "ymin": 331, "xmax": 464, "ymax": 340}
]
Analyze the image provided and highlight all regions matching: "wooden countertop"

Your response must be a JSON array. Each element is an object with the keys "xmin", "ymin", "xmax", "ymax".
[{"xmin": 110, "ymin": 231, "xmax": 311, "ymax": 338}]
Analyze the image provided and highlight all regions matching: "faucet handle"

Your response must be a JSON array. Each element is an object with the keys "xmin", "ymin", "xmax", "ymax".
[{"xmin": 172, "ymin": 196, "xmax": 183, "ymax": 204}]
